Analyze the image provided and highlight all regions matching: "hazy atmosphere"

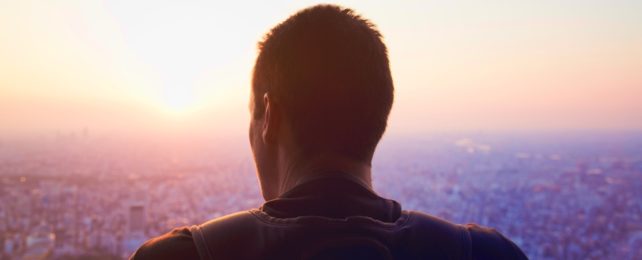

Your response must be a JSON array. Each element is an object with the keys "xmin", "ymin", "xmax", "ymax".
[
  {"xmin": 2, "ymin": 0, "xmax": 641, "ymax": 140},
  {"xmin": 1, "ymin": 1, "xmax": 642, "ymax": 259}
]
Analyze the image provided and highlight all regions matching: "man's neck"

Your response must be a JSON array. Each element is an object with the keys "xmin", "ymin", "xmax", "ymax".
[{"xmin": 277, "ymin": 154, "xmax": 373, "ymax": 196}]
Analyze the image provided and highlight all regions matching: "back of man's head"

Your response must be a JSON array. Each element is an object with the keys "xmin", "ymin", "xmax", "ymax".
[{"xmin": 252, "ymin": 5, "xmax": 394, "ymax": 162}]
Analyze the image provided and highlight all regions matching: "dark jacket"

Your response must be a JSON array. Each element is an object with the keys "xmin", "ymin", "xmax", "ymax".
[{"xmin": 131, "ymin": 175, "xmax": 527, "ymax": 259}]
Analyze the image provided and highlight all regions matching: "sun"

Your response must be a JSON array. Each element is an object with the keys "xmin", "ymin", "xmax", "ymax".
[{"xmin": 160, "ymin": 86, "xmax": 199, "ymax": 115}]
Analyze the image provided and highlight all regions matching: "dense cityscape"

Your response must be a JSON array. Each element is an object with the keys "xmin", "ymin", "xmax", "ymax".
[{"xmin": 1, "ymin": 133, "xmax": 641, "ymax": 259}]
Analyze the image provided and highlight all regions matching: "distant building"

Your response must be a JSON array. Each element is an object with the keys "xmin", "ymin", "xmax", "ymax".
[
  {"xmin": 129, "ymin": 205, "xmax": 145, "ymax": 233},
  {"xmin": 122, "ymin": 201, "xmax": 147, "ymax": 258},
  {"xmin": 23, "ymin": 224, "xmax": 55, "ymax": 260}
]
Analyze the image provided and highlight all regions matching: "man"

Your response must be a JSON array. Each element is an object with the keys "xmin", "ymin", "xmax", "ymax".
[{"xmin": 131, "ymin": 4, "xmax": 527, "ymax": 259}]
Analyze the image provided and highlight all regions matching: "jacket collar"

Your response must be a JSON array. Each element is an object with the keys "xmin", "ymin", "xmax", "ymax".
[{"xmin": 261, "ymin": 173, "xmax": 401, "ymax": 222}]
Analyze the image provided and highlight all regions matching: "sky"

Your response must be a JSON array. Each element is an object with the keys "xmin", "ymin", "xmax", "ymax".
[{"xmin": 1, "ymin": 0, "xmax": 641, "ymax": 140}]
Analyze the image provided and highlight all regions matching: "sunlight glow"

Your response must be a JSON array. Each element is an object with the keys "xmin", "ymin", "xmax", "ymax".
[
  {"xmin": 0, "ymin": 1, "xmax": 641, "ymax": 137},
  {"xmin": 160, "ymin": 86, "xmax": 199, "ymax": 115}
]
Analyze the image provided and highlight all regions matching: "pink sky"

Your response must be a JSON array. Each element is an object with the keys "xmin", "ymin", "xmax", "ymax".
[{"xmin": 1, "ymin": 1, "xmax": 641, "ymax": 139}]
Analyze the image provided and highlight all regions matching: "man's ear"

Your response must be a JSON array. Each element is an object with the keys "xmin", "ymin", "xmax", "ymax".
[{"xmin": 262, "ymin": 93, "xmax": 279, "ymax": 143}]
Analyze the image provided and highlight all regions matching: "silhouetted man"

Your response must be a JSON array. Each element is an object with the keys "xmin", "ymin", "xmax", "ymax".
[{"xmin": 131, "ymin": 5, "xmax": 527, "ymax": 259}]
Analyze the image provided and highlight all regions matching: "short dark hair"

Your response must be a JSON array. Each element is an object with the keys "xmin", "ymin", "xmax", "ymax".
[{"xmin": 252, "ymin": 4, "xmax": 394, "ymax": 162}]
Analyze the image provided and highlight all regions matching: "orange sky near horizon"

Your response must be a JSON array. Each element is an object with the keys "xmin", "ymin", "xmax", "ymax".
[{"xmin": 1, "ymin": 1, "xmax": 641, "ymax": 140}]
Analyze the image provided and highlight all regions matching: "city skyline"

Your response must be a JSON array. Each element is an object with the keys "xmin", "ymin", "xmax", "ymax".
[{"xmin": 2, "ymin": 133, "xmax": 641, "ymax": 258}]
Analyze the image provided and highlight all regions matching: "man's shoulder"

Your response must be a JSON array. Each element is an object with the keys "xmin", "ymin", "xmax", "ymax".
[
  {"xmin": 464, "ymin": 223, "xmax": 528, "ymax": 259},
  {"xmin": 129, "ymin": 211, "xmax": 255, "ymax": 260},
  {"xmin": 129, "ymin": 227, "xmax": 198, "ymax": 260},
  {"xmin": 407, "ymin": 211, "xmax": 527, "ymax": 259}
]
